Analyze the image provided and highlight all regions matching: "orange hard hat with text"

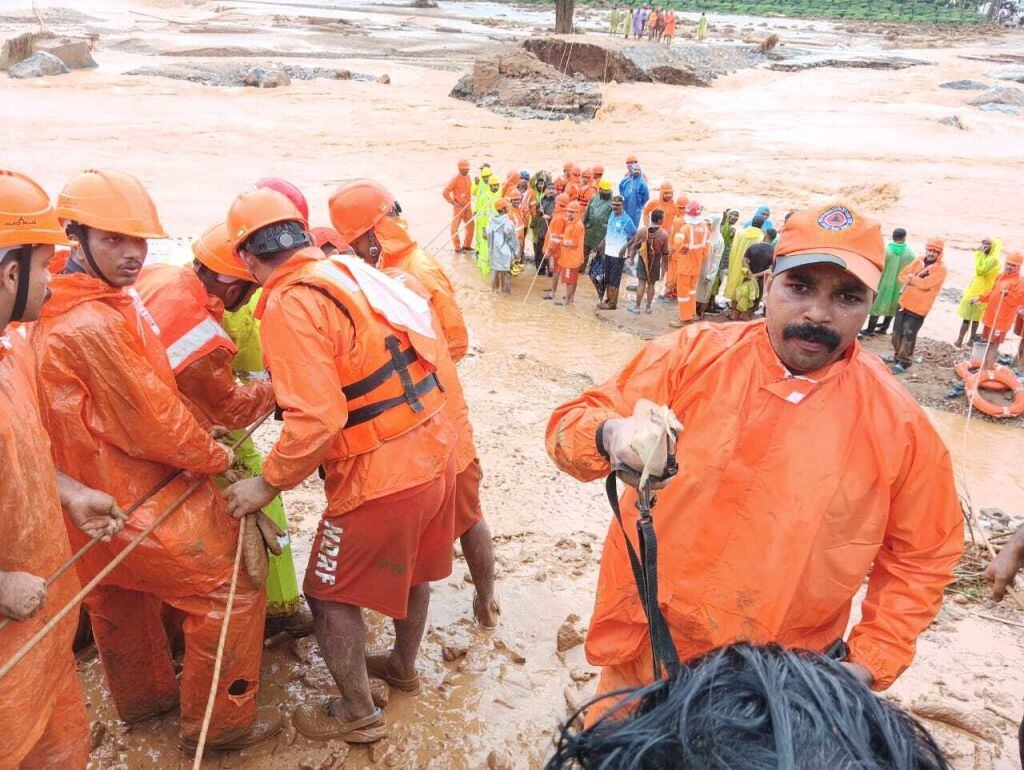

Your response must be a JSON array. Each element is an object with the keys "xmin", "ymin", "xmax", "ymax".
[
  {"xmin": 227, "ymin": 187, "xmax": 305, "ymax": 252},
  {"xmin": 774, "ymin": 202, "xmax": 884, "ymax": 292},
  {"xmin": 254, "ymin": 177, "xmax": 309, "ymax": 224},
  {"xmin": 57, "ymin": 169, "xmax": 167, "ymax": 239},
  {"xmin": 192, "ymin": 221, "xmax": 252, "ymax": 281},
  {"xmin": 328, "ymin": 179, "xmax": 395, "ymax": 244},
  {"xmin": 0, "ymin": 169, "xmax": 73, "ymax": 249}
]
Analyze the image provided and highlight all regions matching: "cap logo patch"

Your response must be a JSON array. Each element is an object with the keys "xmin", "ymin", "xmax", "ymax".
[{"xmin": 818, "ymin": 206, "xmax": 855, "ymax": 232}]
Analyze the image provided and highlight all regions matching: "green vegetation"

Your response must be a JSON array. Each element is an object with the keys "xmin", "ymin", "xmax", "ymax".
[{"xmin": 582, "ymin": 0, "xmax": 994, "ymax": 24}]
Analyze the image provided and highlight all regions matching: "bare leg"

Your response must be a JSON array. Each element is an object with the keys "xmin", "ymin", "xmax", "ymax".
[
  {"xmin": 461, "ymin": 520, "xmax": 497, "ymax": 626},
  {"xmin": 307, "ymin": 597, "xmax": 374, "ymax": 722},
  {"xmin": 565, "ymin": 281, "xmax": 577, "ymax": 305},
  {"xmin": 955, "ymin": 320, "xmax": 969, "ymax": 348},
  {"xmin": 1015, "ymin": 336, "xmax": 1024, "ymax": 368},
  {"xmin": 644, "ymin": 280, "xmax": 656, "ymax": 312},
  {"xmin": 389, "ymin": 583, "xmax": 430, "ymax": 679},
  {"xmin": 969, "ymin": 320, "xmax": 979, "ymax": 343}
]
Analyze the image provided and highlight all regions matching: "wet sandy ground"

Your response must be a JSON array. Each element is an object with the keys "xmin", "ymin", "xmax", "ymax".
[{"xmin": 4, "ymin": 1, "xmax": 1024, "ymax": 767}]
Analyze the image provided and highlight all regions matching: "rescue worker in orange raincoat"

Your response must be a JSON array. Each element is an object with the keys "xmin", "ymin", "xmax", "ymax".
[
  {"xmin": 330, "ymin": 178, "xmax": 499, "ymax": 628},
  {"xmin": 888, "ymin": 237, "xmax": 947, "ymax": 375},
  {"xmin": 222, "ymin": 187, "xmax": 457, "ymax": 744},
  {"xmin": 543, "ymin": 192, "xmax": 572, "ymax": 301},
  {"xmin": 443, "ymin": 160, "xmax": 475, "ymax": 253},
  {"xmin": 0, "ymin": 169, "xmax": 126, "ymax": 770},
  {"xmin": 971, "ymin": 250, "xmax": 1024, "ymax": 372},
  {"xmin": 133, "ymin": 223, "xmax": 314, "ymax": 638},
  {"xmin": 546, "ymin": 202, "xmax": 962, "ymax": 723},
  {"xmin": 31, "ymin": 169, "xmax": 281, "ymax": 752},
  {"xmin": 669, "ymin": 200, "xmax": 710, "ymax": 327}
]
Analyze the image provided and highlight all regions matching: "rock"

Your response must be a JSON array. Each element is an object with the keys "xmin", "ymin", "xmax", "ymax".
[
  {"xmin": 493, "ymin": 636, "xmax": 527, "ymax": 664},
  {"xmin": 442, "ymin": 643, "xmax": 468, "ymax": 662},
  {"xmin": 556, "ymin": 613, "xmax": 586, "ymax": 652},
  {"xmin": 242, "ymin": 67, "xmax": 290, "ymax": 88},
  {"xmin": 769, "ymin": 54, "xmax": 929, "ymax": 72},
  {"xmin": 36, "ymin": 39, "xmax": 96, "ymax": 70},
  {"xmin": 409, "ymin": 0, "xmax": 438, "ymax": 6},
  {"xmin": 967, "ymin": 86, "xmax": 1024, "ymax": 107},
  {"xmin": 563, "ymin": 685, "xmax": 586, "ymax": 714},
  {"xmin": 376, "ymin": 73, "xmax": 391, "ymax": 84},
  {"xmin": 937, "ymin": 115, "xmax": 967, "ymax": 130},
  {"xmin": 939, "ymin": 79, "xmax": 988, "ymax": 90},
  {"xmin": 570, "ymin": 667, "xmax": 597, "ymax": 683},
  {"xmin": 8, "ymin": 51, "xmax": 69, "ymax": 79},
  {"xmin": 89, "ymin": 721, "xmax": 106, "ymax": 751},
  {"xmin": 979, "ymin": 103, "xmax": 1021, "ymax": 116},
  {"xmin": 912, "ymin": 697, "xmax": 1001, "ymax": 742},
  {"xmin": 486, "ymin": 748, "xmax": 515, "ymax": 770},
  {"xmin": 985, "ymin": 65, "xmax": 1024, "ymax": 83}
]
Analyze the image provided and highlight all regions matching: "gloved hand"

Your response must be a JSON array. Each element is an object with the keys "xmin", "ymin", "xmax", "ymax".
[
  {"xmin": 602, "ymin": 399, "xmax": 682, "ymax": 489},
  {"xmin": 0, "ymin": 571, "xmax": 47, "ymax": 620}
]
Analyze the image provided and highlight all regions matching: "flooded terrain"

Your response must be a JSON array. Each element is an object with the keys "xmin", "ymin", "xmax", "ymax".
[{"xmin": 3, "ymin": 0, "xmax": 1024, "ymax": 766}]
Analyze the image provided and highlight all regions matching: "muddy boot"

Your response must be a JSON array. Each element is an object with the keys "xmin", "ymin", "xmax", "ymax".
[
  {"xmin": 598, "ymin": 286, "xmax": 619, "ymax": 310},
  {"xmin": 266, "ymin": 600, "xmax": 314, "ymax": 639},
  {"xmin": 179, "ymin": 706, "xmax": 284, "ymax": 754}
]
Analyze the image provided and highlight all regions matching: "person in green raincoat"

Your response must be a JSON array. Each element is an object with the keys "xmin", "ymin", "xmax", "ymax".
[
  {"xmin": 609, "ymin": 5, "xmax": 622, "ymax": 34},
  {"xmin": 954, "ymin": 237, "xmax": 1002, "ymax": 348},
  {"xmin": 724, "ymin": 213, "xmax": 764, "ymax": 306},
  {"xmin": 221, "ymin": 290, "xmax": 311, "ymax": 636},
  {"xmin": 475, "ymin": 174, "xmax": 501, "ymax": 275},
  {"xmin": 697, "ymin": 11, "xmax": 708, "ymax": 40},
  {"xmin": 860, "ymin": 228, "xmax": 915, "ymax": 337}
]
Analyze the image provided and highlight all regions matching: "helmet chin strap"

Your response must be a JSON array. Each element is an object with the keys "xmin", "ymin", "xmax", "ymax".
[
  {"xmin": 67, "ymin": 223, "xmax": 115, "ymax": 286},
  {"xmin": 6, "ymin": 246, "xmax": 33, "ymax": 323},
  {"xmin": 367, "ymin": 230, "xmax": 382, "ymax": 267}
]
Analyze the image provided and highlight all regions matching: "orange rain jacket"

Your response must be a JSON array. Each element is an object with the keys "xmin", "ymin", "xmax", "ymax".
[
  {"xmin": 558, "ymin": 219, "xmax": 586, "ymax": 270},
  {"xmin": 256, "ymin": 247, "xmax": 454, "ymax": 515},
  {"xmin": 898, "ymin": 256, "xmax": 947, "ymax": 317},
  {"xmin": 135, "ymin": 264, "xmax": 275, "ymax": 428},
  {"xmin": 980, "ymin": 273, "xmax": 1024, "ymax": 333},
  {"xmin": 443, "ymin": 173, "xmax": 472, "ymax": 210},
  {"xmin": 377, "ymin": 218, "xmax": 470, "ymax": 363},
  {"xmin": 0, "ymin": 329, "xmax": 88, "ymax": 769},
  {"xmin": 643, "ymin": 198, "xmax": 678, "ymax": 233},
  {"xmin": 546, "ymin": 320, "xmax": 962, "ymax": 690},
  {"xmin": 673, "ymin": 220, "xmax": 711, "ymax": 279},
  {"xmin": 30, "ymin": 273, "xmax": 234, "ymax": 596}
]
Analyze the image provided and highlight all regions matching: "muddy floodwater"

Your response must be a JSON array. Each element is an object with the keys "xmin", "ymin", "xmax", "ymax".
[{"xmin": 3, "ymin": 0, "xmax": 1024, "ymax": 766}]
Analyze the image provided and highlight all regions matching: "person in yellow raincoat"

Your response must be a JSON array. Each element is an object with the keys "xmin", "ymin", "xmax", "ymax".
[
  {"xmin": 475, "ymin": 174, "xmax": 501, "ymax": 275},
  {"xmin": 954, "ymin": 237, "xmax": 1002, "ymax": 349},
  {"xmin": 221, "ymin": 289, "xmax": 309, "ymax": 633},
  {"xmin": 724, "ymin": 213, "xmax": 766, "ymax": 309}
]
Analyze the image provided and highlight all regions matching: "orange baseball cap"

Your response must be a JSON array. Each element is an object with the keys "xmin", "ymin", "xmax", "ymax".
[{"xmin": 774, "ymin": 203, "xmax": 884, "ymax": 292}]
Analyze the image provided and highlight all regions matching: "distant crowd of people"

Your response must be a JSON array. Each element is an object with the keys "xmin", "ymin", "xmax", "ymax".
[{"xmin": 607, "ymin": 5, "xmax": 709, "ymax": 42}]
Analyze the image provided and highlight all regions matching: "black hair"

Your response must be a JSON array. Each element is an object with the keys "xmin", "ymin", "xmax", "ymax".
[
  {"xmin": 546, "ymin": 643, "xmax": 949, "ymax": 770},
  {"xmin": 893, "ymin": 228, "xmax": 907, "ymax": 242},
  {"xmin": 651, "ymin": 209, "xmax": 664, "ymax": 225},
  {"xmin": 765, "ymin": 227, "xmax": 778, "ymax": 241},
  {"xmin": 752, "ymin": 214, "xmax": 767, "ymax": 229}
]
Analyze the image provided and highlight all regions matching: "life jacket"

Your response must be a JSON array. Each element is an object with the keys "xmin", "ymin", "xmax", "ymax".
[
  {"xmin": 135, "ymin": 263, "xmax": 236, "ymax": 375},
  {"xmin": 283, "ymin": 254, "xmax": 446, "ymax": 457}
]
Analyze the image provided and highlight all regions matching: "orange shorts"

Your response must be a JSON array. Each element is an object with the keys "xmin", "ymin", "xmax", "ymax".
[
  {"xmin": 560, "ymin": 267, "xmax": 579, "ymax": 286},
  {"xmin": 304, "ymin": 458, "xmax": 456, "ymax": 619},
  {"xmin": 982, "ymin": 325, "xmax": 1009, "ymax": 344},
  {"xmin": 453, "ymin": 456, "xmax": 484, "ymax": 539}
]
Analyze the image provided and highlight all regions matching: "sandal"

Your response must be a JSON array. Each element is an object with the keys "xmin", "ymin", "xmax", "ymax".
[
  {"xmin": 473, "ymin": 593, "xmax": 502, "ymax": 629},
  {"xmin": 365, "ymin": 652, "xmax": 420, "ymax": 694},
  {"xmin": 292, "ymin": 701, "xmax": 386, "ymax": 743}
]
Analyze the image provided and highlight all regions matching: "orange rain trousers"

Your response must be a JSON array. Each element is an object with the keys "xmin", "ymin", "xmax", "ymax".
[
  {"xmin": 86, "ymin": 580, "xmax": 265, "ymax": 739},
  {"xmin": 546, "ymin": 320, "xmax": 962, "ymax": 694},
  {"xmin": 0, "ymin": 331, "xmax": 89, "ymax": 770},
  {"xmin": 30, "ymin": 273, "xmax": 262, "ymax": 743},
  {"xmin": 449, "ymin": 204, "xmax": 474, "ymax": 252}
]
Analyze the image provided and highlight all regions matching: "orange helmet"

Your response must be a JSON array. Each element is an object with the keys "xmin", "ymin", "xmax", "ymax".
[
  {"xmin": 310, "ymin": 226, "xmax": 349, "ymax": 254},
  {"xmin": 57, "ymin": 169, "xmax": 166, "ymax": 239},
  {"xmin": 676, "ymin": 194, "xmax": 690, "ymax": 208},
  {"xmin": 555, "ymin": 193, "xmax": 571, "ymax": 210},
  {"xmin": 192, "ymin": 222, "xmax": 252, "ymax": 281},
  {"xmin": 457, "ymin": 159, "xmax": 471, "ymax": 170},
  {"xmin": 660, "ymin": 181, "xmax": 673, "ymax": 195},
  {"xmin": 581, "ymin": 168, "xmax": 593, "ymax": 180},
  {"xmin": 592, "ymin": 164, "xmax": 605, "ymax": 176},
  {"xmin": 1006, "ymin": 251, "xmax": 1023, "ymax": 267},
  {"xmin": 254, "ymin": 177, "xmax": 309, "ymax": 224},
  {"xmin": 0, "ymin": 169, "xmax": 73, "ymax": 249},
  {"xmin": 925, "ymin": 237, "xmax": 945, "ymax": 255},
  {"xmin": 626, "ymin": 154, "xmax": 639, "ymax": 165},
  {"xmin": 227, "ymin": 187, "xmax": 305, "ymax": 253},
  {"xmin": 328, "ymin": 179, "xmax": 395, "ymax": 245},
  {"xmin": 566, "ymin": 201, "xmax": 582, "ymax": 214},
  {"xmin": 494, "ymin": 198, "xmax": 510, "ymax": 213}
]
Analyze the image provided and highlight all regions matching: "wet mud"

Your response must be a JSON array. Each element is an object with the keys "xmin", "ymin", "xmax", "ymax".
[{"xmin": 3, "ymin": 1, "xmax": 1024, "ymax": 767}]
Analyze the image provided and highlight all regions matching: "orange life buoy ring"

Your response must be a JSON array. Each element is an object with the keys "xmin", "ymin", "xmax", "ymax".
[
  {"xmin": 956, "ymin": 359, "xmax": 1010, "ymax": 391},
  {"xmin": 966, "ymin": 367, "xmax": 1024, "ymax": 418}
]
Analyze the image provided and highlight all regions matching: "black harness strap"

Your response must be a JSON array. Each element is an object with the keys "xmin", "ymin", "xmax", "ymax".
[
  {"xmin": 605, "ymin": 472, "xmax": 680, "ymax": 677},
  {"xmin": 66, "ymin": 224, "xmax": 115, "ymax": 286},
  {"xmin": 342, "ymin": 344, "xmax": 418, "ymax": 400},
  {"xmin": 385, "ymin": 335, "xmax": 424, "ymax": 413},
  {"xmin": 345, "ymin": 373, "xmax": 440, "ymax": 428},
  {"xmin": 8, "ymin": 246, "xmax": 32, "ymax": 322}
]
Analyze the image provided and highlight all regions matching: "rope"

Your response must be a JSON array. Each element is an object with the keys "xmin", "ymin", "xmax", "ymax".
[
  {"xmin": 191, "ymin": 514, "xmax": 246, "ymax": 768},
  {"xmin": 0, "ymin": 412, "xmax": 272, "ymax": 680},
  {"xmin": 0, "ymin": 468, "xmax": 183, "ymax": 634}
]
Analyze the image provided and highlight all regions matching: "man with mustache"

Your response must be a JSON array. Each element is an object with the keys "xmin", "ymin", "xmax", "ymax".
[{"xmin": 546, "ymin": 202, "xmax": 962, "ymax": 723}]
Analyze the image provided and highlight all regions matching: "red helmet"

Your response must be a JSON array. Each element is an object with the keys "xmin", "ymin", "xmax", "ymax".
[
  {"xmin": 685, "ymin": 200, "xmax": 702, "ymax": 217},
  {"xmin": 254, "ymin": 177, "xmax": 309, "ymax": 224}
]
